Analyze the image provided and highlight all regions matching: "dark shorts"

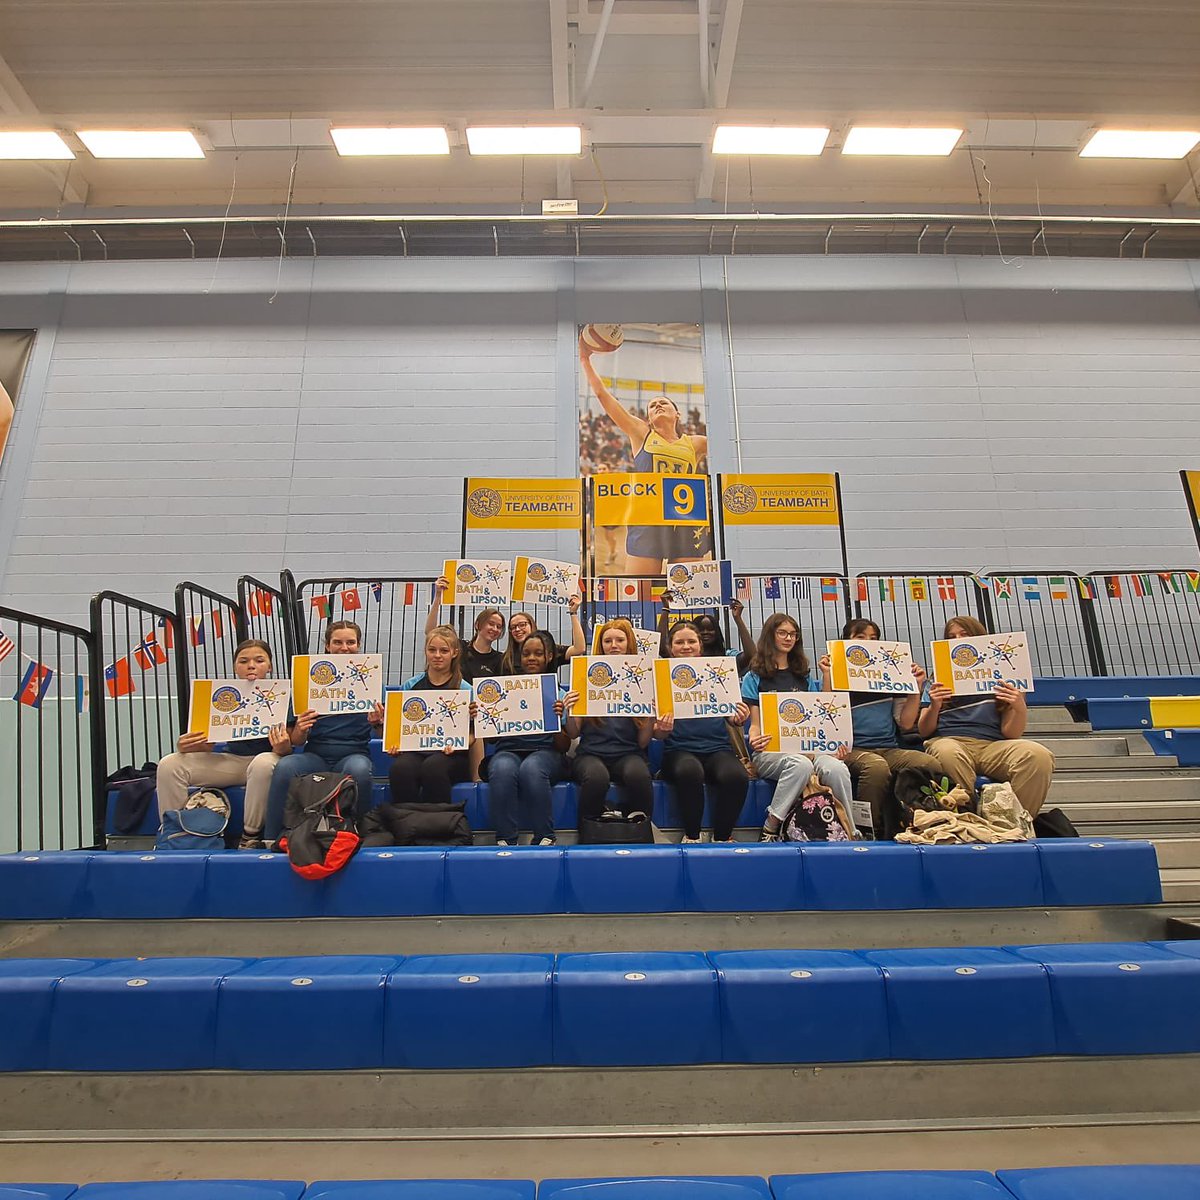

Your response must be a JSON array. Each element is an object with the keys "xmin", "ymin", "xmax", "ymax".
[{"xmin": 625, "ymin": 524, "xmax": 713, "ymax": 560}]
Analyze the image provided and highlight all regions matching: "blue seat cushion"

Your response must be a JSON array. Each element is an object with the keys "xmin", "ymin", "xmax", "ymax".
[{"xmin": 997, "ymin": 1165, "xmax": 1200, "ymax": 1200}]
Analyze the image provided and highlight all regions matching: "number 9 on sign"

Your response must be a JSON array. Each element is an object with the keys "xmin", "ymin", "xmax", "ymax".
[{"xmin": 663, "ymin": 478, "xmax": 708, "ymax": 523}]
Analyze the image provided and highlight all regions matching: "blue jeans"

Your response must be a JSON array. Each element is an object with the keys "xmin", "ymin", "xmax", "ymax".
[
  {"xmin": 753, "ymin": 750, "xmax": 853, "ymax": 823},
  {"xmin": 486, "ymin": 749, "xmax": 566, "ymax": 843},
  {"xmin": 264, "ymin": 750, "xmax": 374, "ymax": 841}
]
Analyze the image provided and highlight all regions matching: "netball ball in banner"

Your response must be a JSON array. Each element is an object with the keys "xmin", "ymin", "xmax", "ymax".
[{"xmin": 581, "ymin": 323, "xmax": 624, "ymax": 353}]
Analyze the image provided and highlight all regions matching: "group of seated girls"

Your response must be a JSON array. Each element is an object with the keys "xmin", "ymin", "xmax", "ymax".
[{"xmin": 156, "ymin": 598, "xmax": 1054, "ymax": 848}]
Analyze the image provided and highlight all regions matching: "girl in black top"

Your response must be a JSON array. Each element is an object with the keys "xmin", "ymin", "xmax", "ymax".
[{"xmin": 426, "ymin": 575, "xmax": 505, "ymax": 682}]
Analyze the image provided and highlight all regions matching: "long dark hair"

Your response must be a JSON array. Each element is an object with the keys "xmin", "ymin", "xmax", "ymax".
[
  {"xmin": 519, "ymin": 629, "xmax": 557, "ymax": 672},
  {"xmin": 749, "ymin": 612, "xmax": 809, "ymax": 680},
  {"xmin": 842, "ymin": 617, "xmax": 881, "ymax": 639}
]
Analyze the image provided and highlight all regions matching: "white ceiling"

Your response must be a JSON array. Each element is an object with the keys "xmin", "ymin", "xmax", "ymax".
[{"xmin": 0, "ymin": 0, "xmax": 1197, "ymax": 216}]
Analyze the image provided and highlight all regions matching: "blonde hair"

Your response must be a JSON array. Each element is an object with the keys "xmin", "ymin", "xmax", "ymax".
[
  {"xmin": 425, "ymin": 624, "xmax": 463, "ymax": 689},
  {"xmin": 944, "ymin": 614, "xmax": 987, "ymax": 638}
]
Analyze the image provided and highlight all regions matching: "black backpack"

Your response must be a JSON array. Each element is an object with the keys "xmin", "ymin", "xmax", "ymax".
[
  {"xmin": 780, "ymin": 788, "xmax": 855, "ymax": 842},
  {"xmin": 578, "ymin": 809, "xmax": 654, "ymax": 845},
  {"xmin": 361, "ymin": 802, "xmax": 473, "ymax": 847},
  {"xmin": 279, "ymin": 773, "xmax": 361, "ymax": 879}
]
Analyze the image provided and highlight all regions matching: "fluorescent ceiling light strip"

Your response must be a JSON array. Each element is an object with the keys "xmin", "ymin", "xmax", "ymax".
[
  {"xmin": 77, "ymin": 130, "xmax": 205, "ymax": 159},
  {"xmin": 330, "ymin": 127, "xmax": 450, "ymax": 156},
  {"xmin": 712, "ymin": 125, "xmax": 829, "ymax": 155},
  {"xmin": 1080, "ymin": 129, "xmax": 1200, "ymax": 159},
  {"xmin": 0, "ymin": 131, "xmax": 74, "ymax": 160},
  {"xmin": 466, "ymin": 126, "xmax": 581, "ymax": 155},
  {"xmin": 843, "ymin": 127, "xmax": 963, "ymax": 156}
]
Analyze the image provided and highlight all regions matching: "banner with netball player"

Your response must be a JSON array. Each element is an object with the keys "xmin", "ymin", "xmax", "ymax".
[
  {"xmin": 577, "ymin": 322, "xmax": 712, "ymax": 577},
  {"xmin": 0, "ymin": 330, "xmax": 35, "ymax": 477}
]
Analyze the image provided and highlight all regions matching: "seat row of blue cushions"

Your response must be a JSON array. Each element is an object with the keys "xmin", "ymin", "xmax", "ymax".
[
  {"xmin": 2, "ymin": 940, "xmax": 1199, "ymax": 1071},
  {"xmin": 4, "ymin": 1165, "xmax": 1200, "ymax": 1200},
  {"xmin": 0, "ymin": 838, "xmax": 1162, "ymax": 921}
]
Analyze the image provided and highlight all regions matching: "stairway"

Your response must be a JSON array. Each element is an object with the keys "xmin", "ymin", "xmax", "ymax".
[{"xmin": 1024, "ymin": 705, "xmax": 1200, "ymax": 904}]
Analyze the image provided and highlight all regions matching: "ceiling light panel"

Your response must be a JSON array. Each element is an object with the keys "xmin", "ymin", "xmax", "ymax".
[
  {"xmin": 331, "ymin": 127, "xmax": 450, "ymax": 156},
  {"xmin": 843, "ymin": 127, "xmax": 963, "ymax": 156},
  {"xmin": 466, "ymin": 126, "xmax": 582, "ymax": 155},
  {"xmin": 77, "ymin": 130, "xmax": 205, "ymax": 159},
  {"xmin": 712, "ymin": 126, "xmax": 829, "ymax": 155},
  {"xmin": 0, "ymin": 131, "xmax": 74, "ymax": 160},
  {"xmin": 1080, "ymin": 130, "xmax": 1200, "ymax": 159}
]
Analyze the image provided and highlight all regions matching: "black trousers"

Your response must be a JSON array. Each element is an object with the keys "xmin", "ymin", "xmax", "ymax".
[
  {"xmin": 388, "ymin": 751, "xmax": 470, "ymax": 806},
  {"xmin": 572, "ymin": 752, "xmax": 654, "ymax": 823},
  {"xmin": 659, "ymin": 748, "xmax": 749, "ymax": 841}
]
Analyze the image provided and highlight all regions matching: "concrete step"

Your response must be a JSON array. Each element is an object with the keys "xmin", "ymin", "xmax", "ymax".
[
  {"xmin": 1051, "ymin": 776, "xmax": 1200, "ymax": 801},
  {"xmin": 1053, "ymin": 754, "xmax": 1180, "ymax": 772},
  {"xmin": 1162, "ymin": 868, "xmax": 1200, "ymax": 903},
  {"xmin": 1060, "ymin": 800, "xmax": 1200, "ymax": 827},
  {"xmin": 1026, "ymin": 708, "xmax": 1091, "ymax": 733},
  {"xmin": 1030, "ymin": 735, "xmax": 1145, "ymax": 757},
  {"xmin": 1148, "ymin": 837, "xmax": 1200, "ymax": 870}
]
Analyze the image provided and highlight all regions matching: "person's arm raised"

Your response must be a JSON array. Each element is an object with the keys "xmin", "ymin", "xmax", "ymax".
[
  {"xmin": 425, "ymin": 576, "xmax": 449, "ymax": 637},
  {"xmin": 579, "ymin": 335, "xmax": 647, "ymax": 445}
]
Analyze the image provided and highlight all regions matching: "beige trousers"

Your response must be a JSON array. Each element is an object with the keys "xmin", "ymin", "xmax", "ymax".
[
  {"xmin": 844, "ymin": 747, "xmax": 944, "ymax": 837},
  {"xmin": 923, "ymin": 736, "xmax": 1055, "ymax": 816},
  {"xmin": 156, "ymin": 750, "xmax": 280, "ymax": 834}
]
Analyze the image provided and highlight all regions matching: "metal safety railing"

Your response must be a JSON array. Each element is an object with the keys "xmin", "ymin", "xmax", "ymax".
[{"xmin": 174, "ymin": 581, "xmax": 244, "ymax": 724}]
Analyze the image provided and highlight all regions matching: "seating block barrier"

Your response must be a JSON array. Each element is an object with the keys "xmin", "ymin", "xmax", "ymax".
[
  {"xmin": 862, "ymin": 948, "xmax": 1056, "ymax": 1060},
  {"xmin": 1005, "ymin": 942, "xmax": 1200, "ymax": 1056},
  {"xmin": 443, "ymin": 846, "xmax": 565, "ymax": 916},
  {"xmin": 384, "ymin": 954, "xmax": 554, "ymax": 1068},
  {"xmin": 1034, "ymin": 838, "xmax": 1162, "ymax": 906},
  {"xmin": 683, "ymin": 844, "xmax": 804, "ymax": 912},
  {"xmin": 552, "ymin": 952, "xmax": 721, "ymax": 1066},
  {"xmin": 770, "ymin": 1171, "xmax": 1014, "ymax": 1200},
  {"xmin": 711, "ymin": 950, "xmax": 889, "ymax": 1064},
  {"xmin": 1031, "ymin": 676, "xmax": 1200, "ymax": 706},
  {"xmin": 215, "ymin": 955, "xmax": 401, "ymax": 1070},
  {"xmin": 917, "ymin": 843, "xmax": 1044, "ymax": 909},
  {"xmin": 0, "ymin": 958, "xmax": 98, "ymax": 1071},
  {"xmin": 0, "ymin": 851, "xmax": 92, "ymax": 920},
  {"xmin": 48, "ymin": 957, "xmax": 251, "ymax": 1071},
  {"xmin": 996, "ymin": 1165, "xmax": 1200, "ymax": 1200},
  {"xmin": 540, "ymin": 1181, "xmax": 772, "ymax": 1200},
  {"xmin": 562, "ymin": 846, "xmax": 685, "ymax": 913}
]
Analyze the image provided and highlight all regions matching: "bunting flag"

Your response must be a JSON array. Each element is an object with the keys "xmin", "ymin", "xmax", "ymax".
[
  {"xmin": 311, "ymin": 594, "xmax": 330, "ymax": 619},
  {"xmin": 1187, "ymin": 572, "xmax": 1200, "ymax": 594},
  {"xmin": 1105, "ymin": 575, "xmax": 1123, "ymax": 599},
  {"xmin": 15, "ymin": 659, "xmax": 54, "ymax": 709},
  {"xmin": 404, "ymin": 582, "xmax": 418, "ymax": 605},
  {"xmin": 247, "ymin": 588, "xmax": 273, "ymax": 617},
  {"xmin": 907, "ymin": 578, "xmax": 927, "ymax": 602},
  {"xmin": 1131, "ymin": 573, "xmax": 1152, "ymax": 598},
  {"xmin": 856, "ymin": 578, "xmax": 869, "ymax": 603},
  {"xmin": 992, "ymin": 577, "xmax": 1013, "ymax": 600},
  {"xmin": 210, "ymin": 609, "xmax": 224, "ymax": 640},
  {"xmin": 593, "ymin": 579, "xmax": 612, "ymax": 601},
  {"xmin": 341, "ymin": 588, "xmax": 362, "ymax": 611},
  {"xmin": 104, "ymin": 658, "xmax": 135, "ymax": 698},
  {"xmin": 820, "ymin": 577, "xmax": 840, "ymax": 602},
  {"xmin": 735, "ymin": 576, "xmax": 752, "ymax": 602},
  {"xmin": 618, "ymin": 580, "xmax": 641, "ymax": 601},
  {"xmin": 0, "ymin": 629, "xmax": 14, "ymax": 664},
  {"xmin": 76, "ymin": 674, "xmax": 90, "ymax": 715},
  {"xmin": 792, "ymin": 578, "xmax": 810, "ymax": 600},
  {"xmin": 156, "ymin": 615, "xmax": 175, "ymax": 651},
  {"xmin": 1159, "ymin": 571, "xmax": 1182, "ymax": 594},
  {"xmin": 877, "ymin": 578, "xmax": 895, "ymax": 602},
  {"xmin": 1048, "ymin": 577, "xmax": 1069, "ymax": 601},
  {"xmin": 764, "ymin": 577, "xmax": 781, "ymax": 600},
  {"xmin": 370, "ymin": 582, "xmax": 384, "ymax": 603},
  {"xmin": 133, "ymin": 633, "xmax": 168, "ymax": 670},
  {"xmin": 1021, "ymin": 577, "xmax": 1041, "ymax": 602},
  {"xmin": 1077, "ymin": 578, "xmax": 1097, "ymax": 600},
  {"xmin": 189, "ymin": 616, "xmax": 205, "ymax": 647},
  {"xmin": 935, "ymin": 577, "xmax": 957, "ymax": 601}
]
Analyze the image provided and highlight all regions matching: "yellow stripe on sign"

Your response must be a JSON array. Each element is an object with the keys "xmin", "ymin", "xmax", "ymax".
[
  {"xmin": 513, "ymin": 556, "xmax": 531, "ymax": 603},
  {"xmin": 760, "ymin": 692, "xmax": 782, "ymax": 753},
  {"xmin": 188, "ymin": 680, "xmax": 213, "ymax": 736},
  {"xmin": 292, "ymin": 656, "xmax": 310, "ymax": 712},
  {"xmin": 653, "ymin": 660, "xmax": 675, "ymax": 717},
  {"xmin": 1150, "ymin": 697, "xmax": 1200, "ymax": 729},
  {"xmin": 930, "ymin": 640, "xmax": 954, "ymax": 689},
  {"xmin": 441, "ymin": 559, "xmax": 459, "ymax": 603},
  {"xmin": 828, "ymin": 641, "xmax": 850, "ymax": 691},
  {"xmin": 569, "ymin": 658, "xmax": 589, "ymax": 716},
  {"xmin": 383, "ymin": 693, "xmax": 403, "ymax": 752}
]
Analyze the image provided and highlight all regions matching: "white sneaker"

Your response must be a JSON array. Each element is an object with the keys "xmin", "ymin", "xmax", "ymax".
[
  {"xmin": 535, "ymin": 836, "xmax": 556, "ymax": 847},
  {"xmin": 681, "ymin": 835, "xmax": 702, "ymax": 844},
  {"xmin": 496, "ymin": 839, "xmax": 512, "ymax": 847}
]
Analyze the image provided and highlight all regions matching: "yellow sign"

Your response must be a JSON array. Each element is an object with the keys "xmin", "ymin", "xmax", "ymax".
[
  {"xmin": 592, "ymin": 473, "xmax": 710, "ymax": 527},
  {"xmin": 464, "ymin": 477, "xmax": 582, "ymax": 530},
  {"xmin": 720, "ymin": 473, "xmax": 840, "ymax": 527}
]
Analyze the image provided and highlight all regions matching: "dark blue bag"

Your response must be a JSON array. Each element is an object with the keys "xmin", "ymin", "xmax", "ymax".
[{"xmin": 155, "ymin": 788, "xmax": 230, "ymax": 851}]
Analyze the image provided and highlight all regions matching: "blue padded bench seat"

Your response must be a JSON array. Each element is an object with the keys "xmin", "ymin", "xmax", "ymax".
[
  {"xmin": 304, "ymin": 1185, "xmax": 535, "ymax": 1200},
  {"xmin": 771, "ymin": 1171, "xmax": 1014, "ymax": 1200},
  {"xmin": 73, "ymin": 1186, "xmax": 305, "ymax": 1199},
  {"xmin": 0, "ymin": 1188, "xmax": 78, "ymax": 1199},
  {"xmin": 541, "ymin": 1179, "xmax": 772, "ymax": 1200},
  {"xmin": 997, "ymin": 1165, "xmax": 1200, "ymax": 1200},
  {"xmin": 0, "ymin": 838, "xmax": 1162, "ymax": 921}
]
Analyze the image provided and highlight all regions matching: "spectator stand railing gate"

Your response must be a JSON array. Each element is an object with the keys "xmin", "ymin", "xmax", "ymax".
[
  {"xmin": 1081, "ymin": 568, "xmax": 1200, "ymax": 677},
  {"xmin": 88, "ymin": 592, "xmax": 181, "ymax": 821},
  {"xmin": 174, "ymin": 582, "xmax": 245, "ymax": 728},
  {"xmin": 977, "ymin": 571, "xmax": 1101, "ymax": 678},
  {"xmin": 0, "ymin": 604, "xmax": 99, "ymax": 851},
  {"xmin": 238, "ymin": 575, "xmax": 292, "ymax": 666}
]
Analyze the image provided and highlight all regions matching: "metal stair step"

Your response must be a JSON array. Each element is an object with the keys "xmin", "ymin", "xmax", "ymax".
[
  {"xmin": 1051, "ymin": 776, "xmax": 1200, "ymax": 800},
  {"xmin": 1148, "ymin": 837, "xmax": 1200, "ymax": 869},
  {"xmin": 1052, "ymin": 754, "xmax": 1180, "ymax": 771},
  {"xmin": 1057, "ymin": 799, "xmax": 1200, "ymax": 824},
  {"xmin": 1029, "ymin": 735, "xmax": 1142, "ymax": 757}
]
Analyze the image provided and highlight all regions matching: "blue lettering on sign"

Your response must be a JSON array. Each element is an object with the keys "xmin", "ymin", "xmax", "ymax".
[
  {"xmin": 331, "ymin": 699, "xmax": 373, "ymax": 712},
  {"xmin": 597, "ymin": 482, "xmax": 659, "ymax": 498}
]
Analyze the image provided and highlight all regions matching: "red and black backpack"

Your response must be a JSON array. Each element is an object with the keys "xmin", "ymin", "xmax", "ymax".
[{"xmin": 279, "ymin": 773, "xmax": 361, "ymax": 879}]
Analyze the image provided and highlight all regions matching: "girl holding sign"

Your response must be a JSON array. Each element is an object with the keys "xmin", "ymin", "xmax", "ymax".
[
  {"xmin": 819, "ymin": 618, "xmax": 941, "ymax": 840},
  {"xmin": 918, "ymin": 615, "xmax": 1055, "ymax": 816},
  {"xmin": 264, "ymin": 620, "xmax": 384, "ymax": 844},
  {"xmin": 485, "ymin": 630, "xmax": 571, "ymax": 846},
  {"xmin": 564, "ymin": 619, "xmax": 655, "ymax": 825},
  {"xmin": 387, "ymin": 625, "xmax": 481, "ymax": 806},
  {"xmin": 156, "ymin": 638, "xmax": 291, "ymax": 849},
  {"xmin": 653, "ymin": 619, "xmax": 751, "ymax": 842},
  {"xmin": 425, "ymin": 577, "xmax": 506, "ymax": 681},
  {"xmin": 742, "ymin": 613, "xmax": 855, "ymax": 841},
  {"xmin": 499, "ymin": 597, "xmax": 586, "ymax": 674}
]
